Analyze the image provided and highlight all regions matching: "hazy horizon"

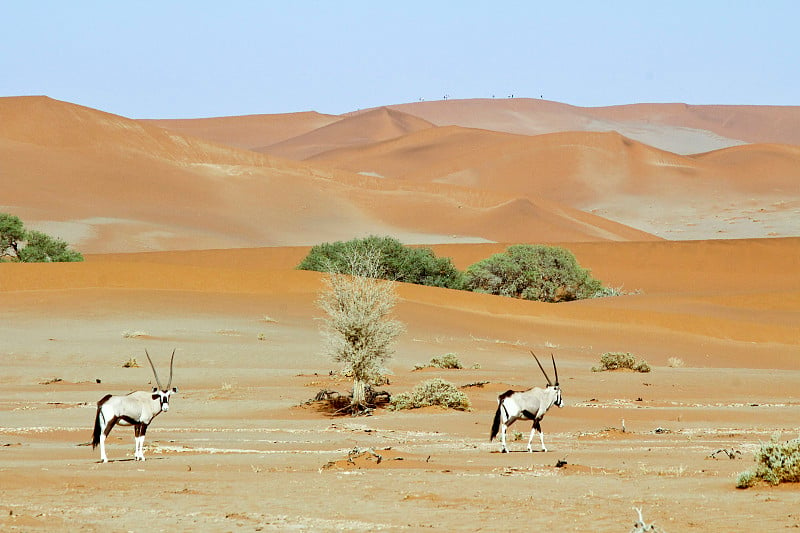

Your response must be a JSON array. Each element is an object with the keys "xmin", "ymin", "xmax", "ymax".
[{"xmin": 3, "ymin": 2, "xmax": 799, "ymax": 119}]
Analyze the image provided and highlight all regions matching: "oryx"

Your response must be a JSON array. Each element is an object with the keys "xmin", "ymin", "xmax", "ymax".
[
  {"xmin": 92, "ymin": 349, "xmax": 177, "ymax": 462},
  {"xmin": 490, "ymin": 351, "xmax": 563, "ymax": 453}
]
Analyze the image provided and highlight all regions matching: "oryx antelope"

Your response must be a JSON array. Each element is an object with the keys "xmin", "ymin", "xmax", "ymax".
[
  {"xmin": 490, "ymin": 352, "xmax": 563, "ymax": 453},
  {"xmin": 92, "ymin": 350, "xmax": 177, "ymax": 463}
]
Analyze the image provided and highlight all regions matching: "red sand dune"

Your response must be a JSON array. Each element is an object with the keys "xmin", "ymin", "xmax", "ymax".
[
  {"xmin": 147, "ymin": 98, "xmax": 800, "ymax": 157},
  {"xmin": 0, "ymin": 96, "xmax": 657, "ymax": 253},
  {"xmin": 380, "ymin": 98, "xmax": 800, "ymax": 153},
  {"xmin": 311, "ymin": 125, "xmax": 800, "ymax": 239},
  {"xmin": 258, "ymin": 107, "xmax": 436, "ymax": 160},
  {"xmin": 142, "ymin": 96, "xmax": 800, "ymax": 241}
]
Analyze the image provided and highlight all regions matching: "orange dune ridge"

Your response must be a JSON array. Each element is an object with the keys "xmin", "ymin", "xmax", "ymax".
[
  {"xmin": 309, "ymin": 125, "xmax": 800, "ymax": 239},
  {"xmin": 1, "ymin": 238, "xmax": 796, "ymax": 360},
  {"xmin": 143, "ymin": 111, "xmax": 340, "ymax": 151},
  {"xmin": 140, "ymin": 97, "xmax": 800, "ymax": 242},
  {"xmin": 0, "ymin": 96, "xmax": 657, "ymax": 253},
  {"xmin": 311, "ymin": 125, "xmax": 800, "ymax": 205},
  {"xmin": 260, "ymin": 107, "xmax": 436, "ymax": 160},
  {"xmin": 380, "ymin": 98, "xmax": 800, "ymax": 153},
  {"xmin": 144, "ymin": 99, "xmax": 800, "ymax": 158}
]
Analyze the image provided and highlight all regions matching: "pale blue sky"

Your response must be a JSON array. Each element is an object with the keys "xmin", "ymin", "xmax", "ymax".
[{"xmin": 2, "ymin": 1, "xmax": 797, "ymax": 118}]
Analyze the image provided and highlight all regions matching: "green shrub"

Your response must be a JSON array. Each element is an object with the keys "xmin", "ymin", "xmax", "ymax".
[
  {"xmin": 462, "ymin": 244, "xmax": 603, "ymax": 302},
  {"xmin": 592, "ymin": 352, "xmax": 651, "ymax": 373},
  {"xmin": 389, "ymin": 378, "xmax": 471, "ymax": 411},
  {"xmin": 297, "ymin": 235, "xmax": 463, "ymax": 289},
  {"xmin": 736, "ymin": 470, "xmax": 756, "ymax": 489},
  {"xmin": 738, "ymin": 436, "xmax": 800, "ymax": 488}
]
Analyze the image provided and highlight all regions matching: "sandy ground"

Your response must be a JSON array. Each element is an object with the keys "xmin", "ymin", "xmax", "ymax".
[{"xmin": 1, "ymin": 240, "xmax": 798, "ymax": 531}]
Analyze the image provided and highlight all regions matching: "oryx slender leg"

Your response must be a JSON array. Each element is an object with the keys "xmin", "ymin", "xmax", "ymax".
[
  {"xmin": 97, "ymin": 411, "xmax": 109, "ymax": 463},
  {"xmin": 526, "ymin": 421, "xmax": 536, "ymax": 452},
  {"xmin": 133, "ymin": 424, "xmax": 149, "ymax": 461},
  {"xmin": 500, "ymin": 411, "xmax": 519, "ymax": 453},
  {"xmin": 538, "ymin": 422, "xmax": 546, "ymax": 452},
  {"xmin": 133, "ymin": 425, "xmax": 141, "ymax": 460},
  {"xmin": 99, "ymin": 413, "xmax": 120, "ymax": 463},
  {"xmin": 99, "ymin": 430, "xmax": 108, "ymax": 463},
  {"xmin": 527, "ymin": 419, "xmax": 545, "ymax": 452}
]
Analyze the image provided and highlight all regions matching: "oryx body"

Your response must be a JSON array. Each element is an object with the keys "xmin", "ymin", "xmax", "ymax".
[
  {"xmin": 92, "ymin": 350, "xmax": 177, "ymax": 462},
  {"xmin": 490, "ymin": 352, "xmax": 563, "ymax": 452}
]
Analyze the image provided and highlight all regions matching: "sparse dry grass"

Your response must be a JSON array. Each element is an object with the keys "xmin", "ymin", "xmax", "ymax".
[
  {"xmin": 667, "ymin": 357, "xmax": 685, "ymax": 368},
  {"xmin": 414, "ymin": 353, "xmax": 463, "ymax": 370},
  {"xmin": 592, "ymin": 352, "xmax": 651, "ymax": 373}
]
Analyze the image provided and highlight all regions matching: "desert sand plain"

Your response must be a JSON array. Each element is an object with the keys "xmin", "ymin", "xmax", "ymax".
[{"xmin": 1, "ymin": 96, "xmax": 799, "ymax": 531}]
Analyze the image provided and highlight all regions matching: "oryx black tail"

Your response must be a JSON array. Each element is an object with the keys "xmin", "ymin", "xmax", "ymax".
[
  {"xmin": 92, "ymin": 394, "xmax": 112, "ymax": 449},
  {"xmin": 491, "ymin": 390, "xmax": 516, "ymax": 442},
  {"xmin": 490, "ymin": 403, "xmax": 502, "ymax": 441}
]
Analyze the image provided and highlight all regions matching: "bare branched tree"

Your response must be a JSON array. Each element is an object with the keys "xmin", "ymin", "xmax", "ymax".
[{"xmin": 317, "ymin": 246, "xmax": 404, "ymax": 413}]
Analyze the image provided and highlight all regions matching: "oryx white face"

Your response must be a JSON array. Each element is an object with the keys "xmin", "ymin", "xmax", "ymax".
[{"xmin": 152, "ymin": 387, "xmax": 178, "ymax": 412}]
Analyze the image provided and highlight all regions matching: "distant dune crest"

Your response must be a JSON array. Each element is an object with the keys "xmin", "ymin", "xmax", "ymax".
[{"xmin": 1, "ymin": 96, "xmax": 798, "ymax": 252}]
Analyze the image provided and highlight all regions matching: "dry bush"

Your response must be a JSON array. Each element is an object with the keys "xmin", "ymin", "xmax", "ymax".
[
  {"xmin": 390, "ymin": 378, "xmax": 471, "ymax": 411},
  {"xmin": 737, "ymin": 436, "xmax": 800, "ymax": 488},
  {"xmin": 310, "ymin": 386, "xmax": 391, "ymax": 414},
  {"xmin": 592, "ymin": 352, "xmax": 651, "ymax": 373},
  {"xmin": 430, "ymin": 353, "xmax": 463, "ymax": 369},
  {"xmin": 318, "ymin": 246, "xmax": 404, "ymax": 412},
  {"xmin": 667, "ymin": 357, "xmax": 684, "ymax": 368},
  {"xmin": 122, "ymin": 357, "xmax": 139, "ymax": 368}
]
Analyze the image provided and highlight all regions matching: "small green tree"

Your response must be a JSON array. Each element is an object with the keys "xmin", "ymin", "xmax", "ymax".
[
  {"xmin": 299, "ymin": 235, "xmax": 463, "ymax": 289},
  {"xmin": 317, "ymin": 245, "xmax": 405, "ymax": 413},
  {"xmin": 0, "ymin": 213, "xmax": 83, "ymax": 263},
  {"xmin": 18, "ymin": 230, "xmax": 83, "ymax": 262},
  {"xmin": 462, "ymin": 244, "xmax": 602, "ymax": 302}
]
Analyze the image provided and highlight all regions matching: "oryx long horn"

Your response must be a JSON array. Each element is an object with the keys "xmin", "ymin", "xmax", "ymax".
[
  {"xmin": 551, "ymin": 353, "xmax": 559, "ymax": 386},
  {"xmin": 167, "ymin": 349, "xmax": 175, "ymax": 389},
  {"xmin": 530, "ymin": 351, "xmax": 552, "ymax": 386},
  {"xmin": 144, "ymin": 349, "xmax": 164, "ymax": 390}
]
